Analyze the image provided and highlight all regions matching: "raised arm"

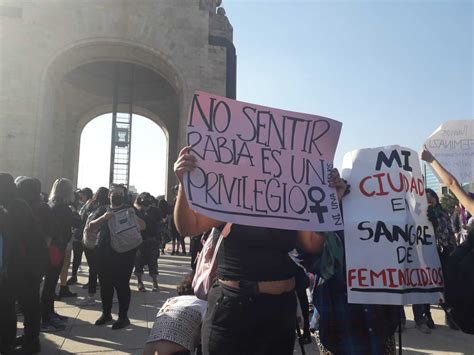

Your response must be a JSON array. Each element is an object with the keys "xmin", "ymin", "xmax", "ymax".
[
  {"xmin": 173, "ymin": 146, "xmax": 223, "ymax": 236},
  {"xmin": 422, "ymin": 147, "xmax": 474, "ymax": 215}
]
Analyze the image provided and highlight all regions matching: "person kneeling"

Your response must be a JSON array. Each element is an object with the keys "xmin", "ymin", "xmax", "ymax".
[{"xmin": 144, "ymin": 272, "xmax": 206, "ymax": 355}]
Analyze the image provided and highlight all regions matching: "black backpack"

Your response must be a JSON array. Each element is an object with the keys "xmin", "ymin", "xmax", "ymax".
[{"xmin": 445, "ymin": 227, "xmax": 474, "ymax": 334}]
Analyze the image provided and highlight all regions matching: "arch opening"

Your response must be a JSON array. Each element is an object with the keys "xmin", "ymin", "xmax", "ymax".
[
  {"xmin": 36, "ymin": 42, "xmax": 184, "ymax": 197},
  {"xmin": 77, "ymin": 113, "xmax": 168, "ymax": 197}
]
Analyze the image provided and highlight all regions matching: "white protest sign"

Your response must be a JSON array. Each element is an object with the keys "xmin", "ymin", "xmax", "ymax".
[
  {"xmin": 184, "ymin": 91, "xmax": 343, "ymax": 231},
  {"xmin": 342, "ymin": 146, "xmax": 443, "ymax": 305},
  {"xmin": 425, "ymin": 120, "xmax": 474, "ymax": 183}
]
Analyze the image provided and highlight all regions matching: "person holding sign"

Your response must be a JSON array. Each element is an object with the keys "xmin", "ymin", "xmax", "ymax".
[
  {"xmin": 173, "ymin": 147, "xmax": 346, "ymax": 355},
  {"xmin": 411, "ymin": 188, "xmax": 457, "ymax": 331},
  {"xmin": 312, "ymin": 231, "xmax": 399, "ymax": 354},
  {"xmin": 421, "ymin": 147, "xmax": 474, "ymax": 215}
]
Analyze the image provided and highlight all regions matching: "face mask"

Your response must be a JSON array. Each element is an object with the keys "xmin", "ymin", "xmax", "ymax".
[
  {"xmin": 111, "ymin": 195, "xmax": 124, "ymax": 206},
  {"xmin": 141, "ymin": 200, "xmax": 151, "ymax": 207}
]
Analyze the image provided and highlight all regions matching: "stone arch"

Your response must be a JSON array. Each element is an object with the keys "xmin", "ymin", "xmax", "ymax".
[{"xmin": 35, "ymin": 39, "xmax": 186, "ymax": 196}]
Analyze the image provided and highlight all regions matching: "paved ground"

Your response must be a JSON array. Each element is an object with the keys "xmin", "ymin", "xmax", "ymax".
[{"xmin": 16, "ymin": 252, "xmax": 473, "ymax": 354}]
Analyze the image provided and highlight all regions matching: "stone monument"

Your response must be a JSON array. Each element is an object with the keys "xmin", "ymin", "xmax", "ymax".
[{"xmin": 0, "ymin": 0, "xmax": 236, "ymax": 196}]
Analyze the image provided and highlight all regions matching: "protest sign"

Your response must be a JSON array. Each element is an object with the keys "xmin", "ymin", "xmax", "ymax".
[
  {"xmin": 184, "ymin": 91, "xmax": 343, "ymax": 231},
  {"xmin": 425, "ymin": 120, "xmax": 474, "ymax": 183},
  {"xmin": 342, "ymin": 146, "xmax": 443, "ymax": 305}
]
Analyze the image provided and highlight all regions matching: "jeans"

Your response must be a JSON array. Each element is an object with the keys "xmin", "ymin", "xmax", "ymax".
[
  {"xmin": 202, "ymin": 283, "xmax": 296, "ymax": 355},
  {"xmin": 84, "ymin": 247, "xmax": 98, "ymax": 294},
  {"xmin": 97, "ymin": 247, "xmax": 136, "ymax": 318}
]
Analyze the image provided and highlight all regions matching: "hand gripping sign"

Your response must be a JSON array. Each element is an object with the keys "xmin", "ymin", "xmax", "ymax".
[
  {"xmin": 183, "ymin": 91, "xmax": 343, "ymax": 232},
  {"xmin": 341, "ymin": 146, "xmax": 444, "ymax": 305}
]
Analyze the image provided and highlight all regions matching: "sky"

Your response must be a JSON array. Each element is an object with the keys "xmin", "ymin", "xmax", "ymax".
[
  {"xmin": 77, "ymin": 114, "xmax": 167, "ymax": 196},
  {"xmin": 79, "ymin": 0, "xmax": 472, "ymax": 196}
]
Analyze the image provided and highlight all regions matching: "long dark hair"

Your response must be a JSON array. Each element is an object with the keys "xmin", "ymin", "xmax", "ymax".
[
  {"xmin": 426, "ymin": 188, "xmax": 444, "ymax": 228},
  {"xmin": 426, "ymin": 188, "xmax": 440, "ymax": 206},
  {"xmin": 90, "ymin": 187, "xmax": 109, "ymax": 208},
  {"xmin": 176, "ymin": 271, "xmax": 195, "ymax": 296}
]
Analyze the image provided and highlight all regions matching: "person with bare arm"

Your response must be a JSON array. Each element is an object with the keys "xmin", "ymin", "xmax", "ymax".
[{"xmin": 421, "ymin": 147, "xmax": 473, "ymax": 215}]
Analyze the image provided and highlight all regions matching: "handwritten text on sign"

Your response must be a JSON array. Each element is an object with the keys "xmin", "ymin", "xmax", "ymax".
[
  {"xmin": 425, "ymin": 120, "xmax": 474, "ymax": 184},
  {"xmin": 342, "ymin": 146, "xmax": 443, "ymax": 305},
  {"xmin": 184, "ymin": 91, "xmax": 343, "ymax": 231}
]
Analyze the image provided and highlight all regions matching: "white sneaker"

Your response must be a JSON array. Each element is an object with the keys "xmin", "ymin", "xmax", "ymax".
[{"xmin": 76, "ymin": 296, "xmax": 96, "ymax": 306}]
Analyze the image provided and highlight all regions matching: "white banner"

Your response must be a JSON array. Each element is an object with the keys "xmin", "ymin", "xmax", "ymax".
[
  {"xmin": 425, "ymin": 120, "xmax": 474, "ymax": 183},
  {"xmin": 342, "ymin": 146, "xmax": 443, "ymax": 305}
]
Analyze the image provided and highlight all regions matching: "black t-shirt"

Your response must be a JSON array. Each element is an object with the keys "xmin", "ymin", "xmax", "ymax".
[
  {"xmin": 49, "ymin": 201, "xmax": 81, "ymax": 250},
  {"xmin": 216, "ymin": 224, "xmax": 297, "ymax": 282},
  {"xmin": 135, "ymin": 206, "xmax": 165, "ymax": 241}
]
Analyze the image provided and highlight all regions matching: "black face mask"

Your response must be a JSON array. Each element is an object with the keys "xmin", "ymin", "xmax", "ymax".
[
  {"xmin": 111, "ymin": 195, "xmax": 124, "ymax": 206},
  {"xmin": 141, "ymin": 200, "xmax": 151, "ymax": 207}
]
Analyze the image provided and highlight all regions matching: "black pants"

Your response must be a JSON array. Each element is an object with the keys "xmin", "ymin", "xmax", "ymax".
[
  {"xmin": 97, "ymin": 247, "xmax": 136, "ymax": 318},
  {"xmin": 71, "ymin": 240, "xmax": 84, "ymax": 277},
  {"xmin": 189, "ymin": 236, "xmax": 202, "ymax": 271},
  {"xmin": 202, "ymin": 283, "xmax": 296, "ymax": 355},
  {"xmin": 134, "ymin": 240, "xmax": 159, "ymax": 277},
  {"xmin": 413, "ymin": 304, "xmax": 431, "ymax": 325},
  {"xmin": 171, "ymin": 219, "xmax": 186, "ymax": 253},
  {"xmin": 412, "ymin": 247, "xmax": 451, "ymax": 324},
  {"xmin": 172, "ymin": 235, "xmax": 186, "ymax": 253},
  {"xmin": 41, "ymin": 256, "xmax": 64, "ymax": 321},
  {"xmin": 295, "ymin": 268, "xmax": 310, "ymax": 336},
  {"xmin": 0, "ymin": 278, "xmax": 41, "ymax": 349},
  {"xmin": 84, "ymin": 247, "xmax": 98, "ymax": 294}
]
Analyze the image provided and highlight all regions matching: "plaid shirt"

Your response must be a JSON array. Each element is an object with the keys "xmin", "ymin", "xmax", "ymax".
[{"xmin": 315, "ymin": 232, "xmax": 399, "ymax": 355}]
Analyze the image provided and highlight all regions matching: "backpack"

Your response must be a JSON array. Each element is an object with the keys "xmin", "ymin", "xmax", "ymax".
[
  {"xmin": 445, "ymin": 227, "xmax": 474, "ymax": 334},
  {"xmin": 82, "ymin": 210, "xmax": 99, "ymax": 249},
  {"xmin": 107, "ymin": 208, "xmax": 142, "ymax": 253},
  {"xmin": 192, "ymin": 223, "xmax": 231, "ymax": 300}
]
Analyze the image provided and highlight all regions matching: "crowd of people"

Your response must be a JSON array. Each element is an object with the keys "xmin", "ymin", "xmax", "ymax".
[
  {"xmin": 0, "ymin": 175, "xmax": 184, "ymax": 354},
  {"xmin": 0, "ymin": 146, "xmax": 472, "ymax": 355}
]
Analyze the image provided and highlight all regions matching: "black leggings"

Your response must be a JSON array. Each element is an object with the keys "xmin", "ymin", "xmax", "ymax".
[
  {"xmin": 97, "ymin": 248, "xmax": 136, "ymax": 318},
  {"xmin": 202, "ymin": 283, "xmax": 296, "ymax": 355},
  {"xmin": 189, "ymin": 236, "xmax": 202, "ymax": 271},
  {"xmin": 84, "ymin": 247, "xmax": 98, "ymax": 294},
  {"xmin": 0, "ymin": 278, "xmax": 41, "ymax": 348},
  {"xmin": 71, "ymin": 240, "xmax": 84, "ymax": 278},
  {"xmin": 41, "ymin": 256, "xmax": 64, "ymax": 321},
  {"xmin": 171, "ymin": 219, "xmax": 186, "ymax": 253}
]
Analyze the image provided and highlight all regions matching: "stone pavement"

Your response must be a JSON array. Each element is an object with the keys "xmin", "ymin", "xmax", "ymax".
[{"xmin": 16, "ymin": 253, "xmax": 473, "ymax": 354}]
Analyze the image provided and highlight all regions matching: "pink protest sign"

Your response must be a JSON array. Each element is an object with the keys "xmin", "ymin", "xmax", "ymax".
[{"xmin": 184, "ymin": 91, "xmax": 343, "ymax": 231}]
